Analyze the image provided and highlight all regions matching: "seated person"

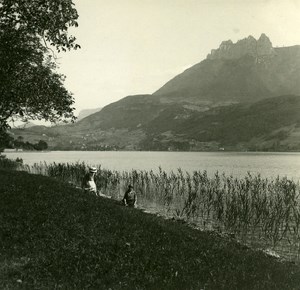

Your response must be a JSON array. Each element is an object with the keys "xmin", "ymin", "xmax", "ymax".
[
  {"xmin": 81, "ymin": 167, "xmax": 98, "ymax": 195},
  {"xmin": 122, "ymin": 184, "xmax": 137, "ymax": 207}
]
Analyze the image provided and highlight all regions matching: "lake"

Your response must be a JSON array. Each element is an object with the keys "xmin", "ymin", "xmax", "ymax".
[{"xmin": 4, "ymin": 151, "xmax": 300, "ymax": 181}]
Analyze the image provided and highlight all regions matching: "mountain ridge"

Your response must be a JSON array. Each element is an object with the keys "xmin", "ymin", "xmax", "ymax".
[
  {"xmin": 11, "ymin": 34, "xmax": 300, "ymax": 151},
  {"xmin": 77, "ymin": 107, "xmax": 102, "ymax": 121},
  {"xmin": 154, "ymin": 35, "xmax": 300, "ymax": 104},
  {"xmin": 207, "ymin": 34, "xmax": 274, "ymax": 60}
]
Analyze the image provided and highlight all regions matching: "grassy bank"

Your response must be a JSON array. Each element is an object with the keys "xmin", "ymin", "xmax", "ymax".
[
  {"xmin": 3, "ymin": 158, "xmax": 300, "ymax": 261},
  {"xmin": 1, "ymin": 169, "xmax": 300, "ymax": 289}
]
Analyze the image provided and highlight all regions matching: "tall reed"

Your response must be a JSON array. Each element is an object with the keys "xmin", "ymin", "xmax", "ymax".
[{"xmin": 2, "ymin": 158, "xmax": 300, "ymax": 261}]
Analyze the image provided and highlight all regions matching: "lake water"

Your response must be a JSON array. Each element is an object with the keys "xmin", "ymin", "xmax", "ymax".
[{"xmin": 5, "ymin": 151, "xmax": 300, "ymax": 181}]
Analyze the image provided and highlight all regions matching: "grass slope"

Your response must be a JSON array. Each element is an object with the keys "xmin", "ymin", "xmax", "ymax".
[{"xmin": 1, "ymin": 170, "xmax": 300, "ymax": 289}]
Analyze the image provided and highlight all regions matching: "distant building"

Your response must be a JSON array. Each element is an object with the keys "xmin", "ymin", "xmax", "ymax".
[{"xmin": 3, "ymin": 149, "xmax": 17, "ymax": 152}]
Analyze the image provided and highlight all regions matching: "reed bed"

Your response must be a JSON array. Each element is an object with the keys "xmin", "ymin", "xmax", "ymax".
[{"xmin": 2, "ymin": 158, "xmax": 300, "ymax": 262}]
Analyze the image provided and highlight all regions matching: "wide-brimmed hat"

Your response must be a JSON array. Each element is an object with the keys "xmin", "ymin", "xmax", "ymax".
[{"xmin": 89, "ymin": 167, "xmax": 97, "ymax": 173}]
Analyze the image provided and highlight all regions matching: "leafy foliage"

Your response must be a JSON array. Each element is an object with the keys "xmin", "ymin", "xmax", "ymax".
[
  {"xmin": 0, "ymin": 0, "xmax": 79, "ymax": 132},
  {"xmin": 0, "ymin": 0, "xmax": 79, "ymax": 51},
  {"xmin": 0, "ymin": 154, "xmax": 22, "ymax": 169},
  {"xmin": 10, "ymin": 137, "xmax": 48, "ymax": 151},
  {"xmin": 0, "ymin": 128, "xmax": 13, "ymax": 151}
]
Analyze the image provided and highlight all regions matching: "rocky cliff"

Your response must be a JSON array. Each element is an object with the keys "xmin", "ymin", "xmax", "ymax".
[
  {"xmin": 207, "ymin": 34, "xmax": 275, "ymax": 60},
  {"xmin": 153, "ymin": 34, "xmax": 300, "ymax": 104}
]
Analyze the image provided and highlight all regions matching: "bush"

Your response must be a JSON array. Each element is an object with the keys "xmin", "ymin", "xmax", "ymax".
[{"xmin": 0, "ymin": 155, "xmax": 22, "ymax": 170}]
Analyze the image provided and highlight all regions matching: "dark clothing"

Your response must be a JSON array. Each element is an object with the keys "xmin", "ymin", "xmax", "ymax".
[{"xmin": 122, "ymin": 188, "xmax": 137, "ymax": 207}]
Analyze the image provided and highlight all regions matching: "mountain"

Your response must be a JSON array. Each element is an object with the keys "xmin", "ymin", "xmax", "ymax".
[
  {"xmin": 12, "ymin": 34, "xmax": 300, "ymax": 151},
  {"xmin": 12, "ymin": 94, "xmax": 300, "ymax": 151},
  {"xmin": 77, "ymin": 108, "xmax": 102, "ymax": 121},
  {"xmin": 13, "ymin": 121, "xmax": 37, "ymax": 129},
  {"xmin": 154, "ymin": 34, "xmax": 300, "ymax": 105},
  {"xmin": 142, "ymin": 95, "xmax": 300, "ymax": 151}
]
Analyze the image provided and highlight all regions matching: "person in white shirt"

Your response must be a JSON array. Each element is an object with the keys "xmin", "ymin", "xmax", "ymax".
[{"xmin": 81, "ymin": 167, "xmax": 98, "ymax": 195}]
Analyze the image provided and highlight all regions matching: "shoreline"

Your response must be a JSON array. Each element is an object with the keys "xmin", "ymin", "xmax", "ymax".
[
  {"xmin": 1, "ymin": 157, "xmax": 300, "ymax": 262},
  {"xmin": 1, "ymin": 169, "xmax": 300, "ymax": 289}
]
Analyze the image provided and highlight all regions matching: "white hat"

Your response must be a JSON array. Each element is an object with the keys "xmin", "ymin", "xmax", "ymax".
[{"xmin": 89, "ymin": 167, "xmax": 97, "ymax": 173}]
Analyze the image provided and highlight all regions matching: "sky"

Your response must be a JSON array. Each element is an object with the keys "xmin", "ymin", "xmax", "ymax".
[{"xmin": 57, "ymin": 0, "xmax": 300, "ymax": 115}]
